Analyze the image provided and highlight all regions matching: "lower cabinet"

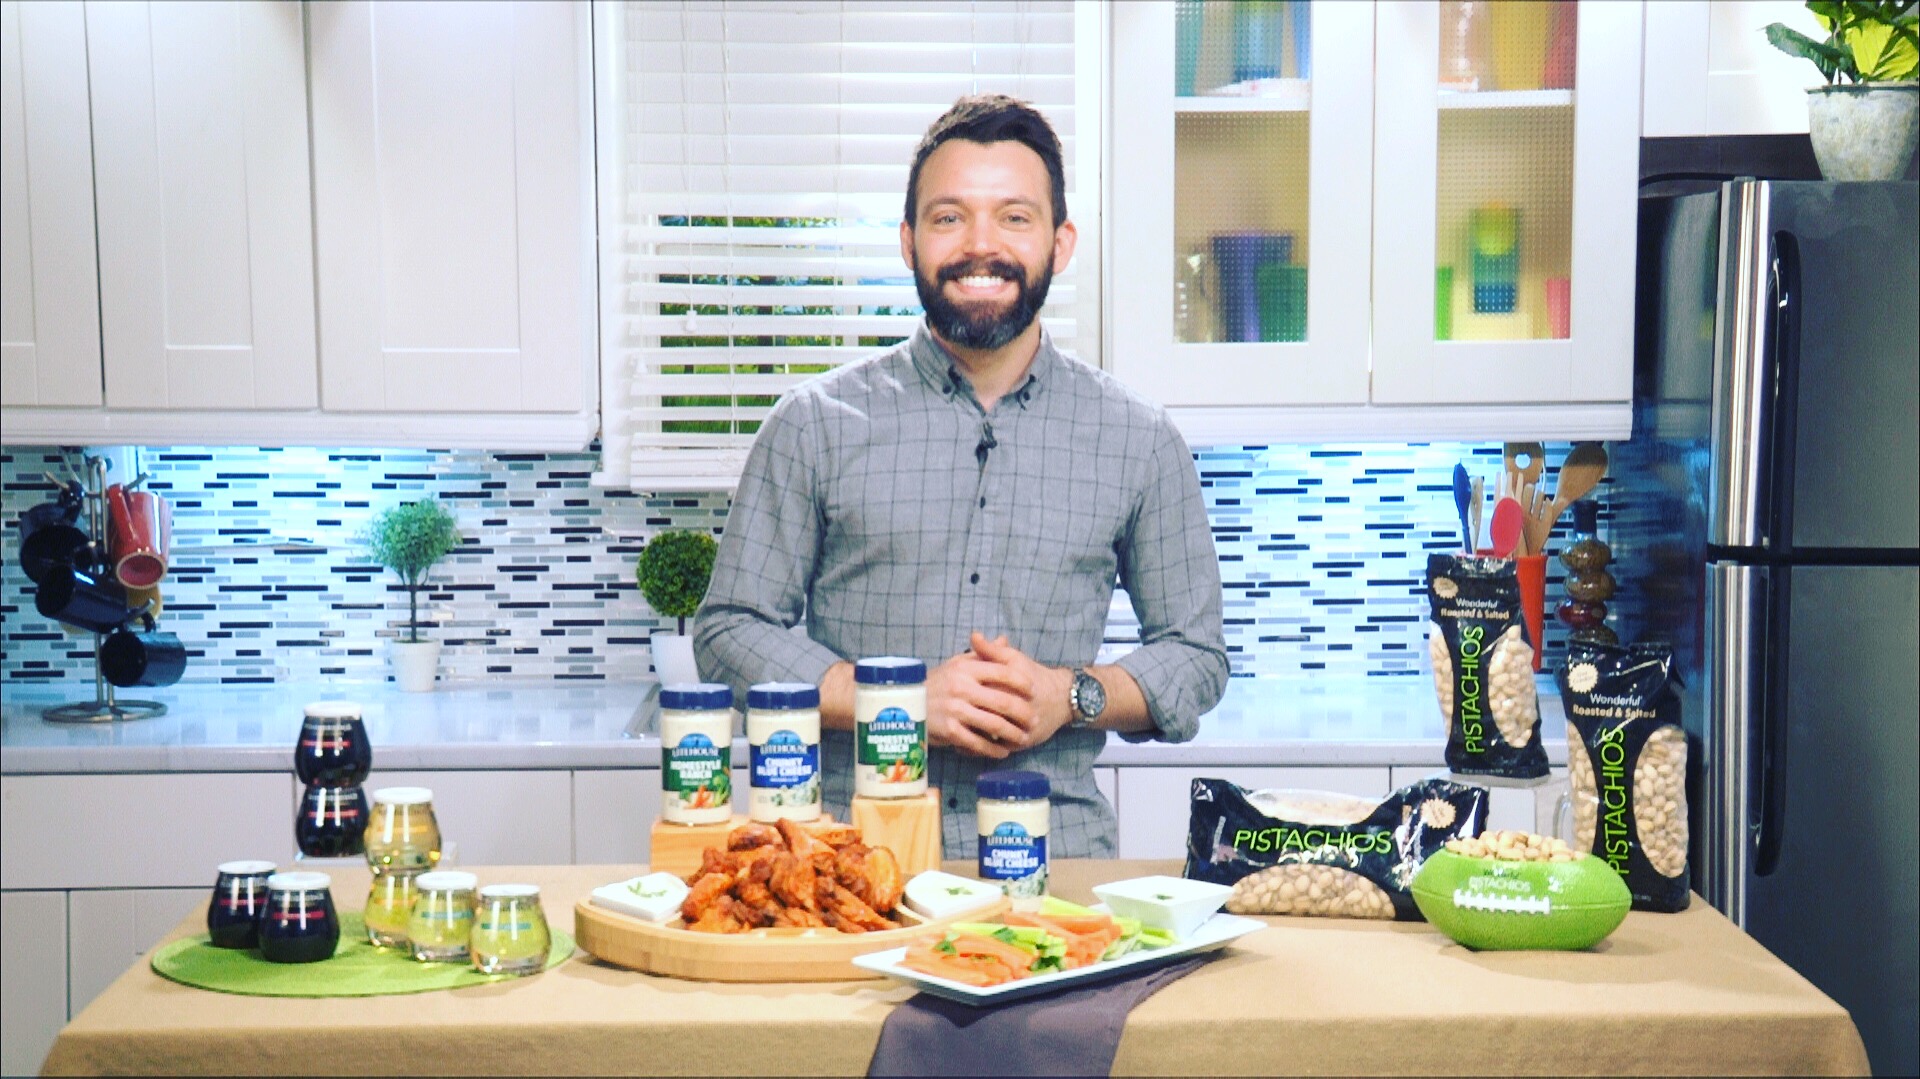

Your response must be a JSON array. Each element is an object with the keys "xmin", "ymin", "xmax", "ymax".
[
  {"xmin": 350, "ymin": 770, "xmax": 574, "ymax": 867},
  {"xmin": 1, "ymin": 891, "xmax": 66, "ymax": 1078}
]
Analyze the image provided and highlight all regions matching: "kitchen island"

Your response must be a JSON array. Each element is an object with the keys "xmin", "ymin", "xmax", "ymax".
[
  {"xmin": 1, "ymin": 677, "xmax": 1572, "ymax": 1074},
  {"xmin": 41, "ymin": 860, "xmax": 1868, "ymax": 1076}
]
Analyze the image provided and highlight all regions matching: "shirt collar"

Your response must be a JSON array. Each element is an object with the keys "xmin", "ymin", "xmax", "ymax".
[{"xmin": 908, "ymin": 320, "xmax": 1055, "ymax": 410}]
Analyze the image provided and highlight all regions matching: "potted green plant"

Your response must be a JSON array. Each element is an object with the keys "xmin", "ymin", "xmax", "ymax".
[
  {"xmin": 1767, "ymin": 0, "xmax": 1919, "ymax": 180},
  {"xmin": 363, "ymin": 499, "xmax": 463, "ymax": 691},
  {"xmin": 635, "ymin": 529, "xmax": 717, "ymax": 685}
]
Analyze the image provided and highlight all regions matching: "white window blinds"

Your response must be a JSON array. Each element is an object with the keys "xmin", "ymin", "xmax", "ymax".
[{"xmin": 592, "ymin": 0, "xmax": 1096, "ymax": 490}]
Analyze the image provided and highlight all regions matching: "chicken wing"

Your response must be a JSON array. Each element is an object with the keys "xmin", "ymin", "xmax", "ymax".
[
  {"xmin": 776, "ymin": 817, "xmax": 830, "ymax": 860},
  {"xmin": 687, "ymin": 895, "xmax": 752, "ymax": 934},
  {"xmin": 819, "ymin": 878, "xmax": 899, "ymax": 931},
  {"xmin": 727, "ymin": 821, "xmax": 784, "ymax": 852},
  {"xmin": 682, "ymin": 872, "xmax": 738, "ymax": 925},
  {"xmin": 859, "ymin": 845, "xmax": 905, "ymax": 914},
  {"xmin": 810, "ymin": 823, "xmax": 864, "ymax": 849},
  {"xmin": 768, "ymin": 851, "xmax": 820, "ymax": 912}
]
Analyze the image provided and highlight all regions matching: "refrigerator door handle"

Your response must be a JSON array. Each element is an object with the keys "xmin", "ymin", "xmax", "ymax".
[
  {"xmin": 1754, "ymin": 563, "xmax": 1791, "ymax": 877},
  {"xmin": 1709, "ymin": 182, "xmax": 1773, "ymax": 550},
  {"xmin": 1705, "ymin": 562, "xmax": 1768, "ymax": 924}
]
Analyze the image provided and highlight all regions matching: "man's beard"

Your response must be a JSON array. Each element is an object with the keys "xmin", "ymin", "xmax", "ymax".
[{"xmin": 912, "ymin": 253, "xmax": 1054, "ymax": 352}]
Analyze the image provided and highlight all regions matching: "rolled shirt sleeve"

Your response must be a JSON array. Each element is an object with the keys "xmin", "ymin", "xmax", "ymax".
[{"xmin": 1112, "ymin": 419, "xmax": 1230, "ymax": 743}]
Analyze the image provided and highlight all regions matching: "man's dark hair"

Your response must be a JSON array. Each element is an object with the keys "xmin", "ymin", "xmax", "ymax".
[{"xmin": 904, "ymin": 94, "xmax": 1068, "ymax": 228}]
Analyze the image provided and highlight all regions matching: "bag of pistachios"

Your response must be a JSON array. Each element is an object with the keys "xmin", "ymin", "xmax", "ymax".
[
  {"xmin": 1557, "ymin": 641, "xmax": 1690, "ymax": 912},
  {"xmin": 1183, "ymin": 777, "xmax": 1489, "ymax": 921},
  {"xmin": 1427, "ymin": 554, "xmax": 1549, "ymax": 780}
]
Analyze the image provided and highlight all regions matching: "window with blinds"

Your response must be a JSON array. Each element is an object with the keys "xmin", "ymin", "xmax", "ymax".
[{"xmin": 593, "ymin": 0, "xmax": 1095, "ymax": 490}]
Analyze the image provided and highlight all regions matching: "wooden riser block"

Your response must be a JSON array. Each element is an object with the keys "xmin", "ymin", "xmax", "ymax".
[
  {"xmin": 648, "ymin": 813, "xmax": 839, "ymax": 879},
  {"xmin": 850, "ymin": 790, "xmax": 942, "ymax": 877}
]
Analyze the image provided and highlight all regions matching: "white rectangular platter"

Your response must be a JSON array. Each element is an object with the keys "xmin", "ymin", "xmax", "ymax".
[{"xmin": 850, "ymin": 912, "xmax": 1265, "ymax": 1006}]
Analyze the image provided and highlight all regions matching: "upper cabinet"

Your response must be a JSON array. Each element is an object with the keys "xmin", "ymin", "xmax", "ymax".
[
  {"xmin": 309, "ymin": 1, "xmax": 595, "ymax": 417},
  {"xmin": 88, "ymin": 0, "xmax": 317, "ymax": 411},
  {"xmin": 1, "ymin": 0, "xmax": 597, "ymax": 449},
  {"xmin": 1105, "ymin": 0, "xmax": 1642, "ymax": 442},
  {"xmin": 1643, "ymin": 0, "xmax": 1823, "ymax": 137},
  {"xmin": 0, "ymin": 0, "xmax": 102, "ymax": 409}
]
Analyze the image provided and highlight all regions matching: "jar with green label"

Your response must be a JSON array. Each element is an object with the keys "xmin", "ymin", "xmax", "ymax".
[
  {"xmin": 658, "ymin": 683, "xmax": 736, "ymax": 825},
  {"xmin": 854, "ymin": 657, "xmax": 927, "ymax": 799},
  {"xmin": 407, "ymin": 871, "xmax": 477, "ymax": 962},
  {"xmin": 471, "ymin": 883, "xmax": 550, "ymax": 976}
]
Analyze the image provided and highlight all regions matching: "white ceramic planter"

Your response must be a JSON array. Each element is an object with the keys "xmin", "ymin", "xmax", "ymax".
[
  {"xmin": 389, "ymin": 639, "xmax": 443, "ymax": 692},
  {"xmin": 1808, "ymin": 83, "xmax": 1919, "ymax": 181},
  {"xmin": 649, "ymin": 633, "xmax": 700, "ymax": 686}
]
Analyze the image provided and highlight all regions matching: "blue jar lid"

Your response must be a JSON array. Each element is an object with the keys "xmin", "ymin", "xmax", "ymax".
[
  {"xmin": 659, "ymin": 683, "xmax": 734, "ymax": 711},
  {"xmin": 855, "ymin": 656, "xmax": 927, "ymax": 685},
  {"xmin": 747, "ymin": 682, "xmax": 820, "ymax": 710},
  {"xmin": 977, "ymin": 769, "xmax": 1050, "ymax": 801}
]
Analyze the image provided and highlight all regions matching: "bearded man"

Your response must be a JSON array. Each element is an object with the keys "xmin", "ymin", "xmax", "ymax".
[{"xmin": 694, "ymin": 94, "xmax": 1228, "ymax": 858}]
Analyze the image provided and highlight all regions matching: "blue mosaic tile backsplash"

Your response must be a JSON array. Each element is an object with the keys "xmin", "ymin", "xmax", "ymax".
[{"xmin": 1, "ymin": 442, "xmax": 1610, "ymax": 685}]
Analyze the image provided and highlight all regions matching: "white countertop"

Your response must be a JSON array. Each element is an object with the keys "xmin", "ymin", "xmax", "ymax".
[{"xmin": 0, "ymin": 676, "xmax": 1565, "ymax": 774}]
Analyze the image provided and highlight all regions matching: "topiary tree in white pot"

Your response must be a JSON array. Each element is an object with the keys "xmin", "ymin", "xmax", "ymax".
[
  {"xmin": 364, "ymin": 498, "xmax": 462, "ymax": 691},
  {"xmin": 635, "ymin": 529, "xmax": 716, "ymax": 685}
]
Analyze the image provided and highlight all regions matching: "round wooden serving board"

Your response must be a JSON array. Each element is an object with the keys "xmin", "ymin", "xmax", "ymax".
[{"xmin": 573, "ymin": 895, "xmax": 1011, "ymax": 982}]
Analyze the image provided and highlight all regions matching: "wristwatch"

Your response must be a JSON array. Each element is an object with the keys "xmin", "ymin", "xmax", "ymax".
[{"xmin": 1068, "ymin": 669, "xmax": 1107, "ymax": 730}]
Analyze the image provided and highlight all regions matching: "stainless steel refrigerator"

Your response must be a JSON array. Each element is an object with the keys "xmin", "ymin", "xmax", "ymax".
[{"xmin": 1614, "ymin": 179, "xmax": 1918, "ymax": 1075}]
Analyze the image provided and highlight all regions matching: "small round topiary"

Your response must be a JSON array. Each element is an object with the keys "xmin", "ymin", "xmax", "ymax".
[
  {"xmin": 636, "ymin": 530, "xmax": 717, "ymax": 635},
  {"xmin": 363, "ymin": 499, "xmax": 462, "ymax": 642}
]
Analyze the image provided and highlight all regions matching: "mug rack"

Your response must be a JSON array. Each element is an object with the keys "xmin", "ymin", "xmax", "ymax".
[{"xmin": 41, "ymin": 454, "xmax": 166, "ymax": 725}]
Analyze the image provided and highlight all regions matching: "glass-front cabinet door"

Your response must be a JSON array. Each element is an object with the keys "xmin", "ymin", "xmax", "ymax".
[
  {"xmin": 1370, "ymin": 0, "xmax": 1641, "ymax": 404},
  {"xmin": 1108, "ymin": 1, "xmax": 1375, "ymax": 406}
]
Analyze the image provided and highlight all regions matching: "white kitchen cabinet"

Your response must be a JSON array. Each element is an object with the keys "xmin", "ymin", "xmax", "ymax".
[
  {"xmin": 0, "ymin": 773, "xmax": 296, "ymax": 890},
  {"xmin": 0, "ymin": 890, "xmax": 66, "ymax": 1077},
  {"xmin": 1104, "ymin": 0, "xmax": 1639, "ymax": 441},
  {"xmin": 1642, "ymin": 1, "xmax": 1822, "ymax": 137},
  {"xmin": 1371, "ymin": 0, "xmax": 1640, "ymax": 408},
  {"xmin": 0, "ymin": 0, "xmax": 101, "ymax": 409},
  {"xmin": 362, "ymin": 769, "xmax": 574, "ymax": 866},
  {"xmin": 67, "ymin": 887, "xmax": 201, "ymax": 1020},
  {"xmin": 573, "ymin": 767, "xmax": 749, "ymax": 865},
  {"xmin": 309, "ymin": 0, "xmax": 596, "ymax": 420},
  {"xmin": 87, "ymin": 0, "xmax": 317, "ymax": 411},
  {"xmin": 1114, "ymin": 765, "xmax": 1390, "ymax": 859}
]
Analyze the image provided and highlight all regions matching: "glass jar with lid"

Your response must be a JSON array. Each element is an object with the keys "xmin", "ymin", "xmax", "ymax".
[
  {"xmin": 659, "ymin": 683, "xmax": 737, "ymax": 825},
  {"xmin": 408, "ymin": 871, "xmax": 478, "ymax": 962},
  {"xmin": 471, "ymin": 883, "xmax": 550, "ymax": 976},
  {"xmin": 365, "ymin": 786, "xmax": 441, "ymax": 875},
  {"xmin": 294, "ymin": 700, "xmax": 371, "ymax": 787},
  {"xmin": 259, "ymin": 872, "xmax": 340, "ymax": 964},
  {"xmin": 364, "ymin": 870, "xmax": 419, "ymax": 948}
]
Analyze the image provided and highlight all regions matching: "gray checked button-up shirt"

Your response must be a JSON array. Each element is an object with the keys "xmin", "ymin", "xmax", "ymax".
[{"xmin": 694, "ymin": 322, "xmax": 1229, "ymax": 858}]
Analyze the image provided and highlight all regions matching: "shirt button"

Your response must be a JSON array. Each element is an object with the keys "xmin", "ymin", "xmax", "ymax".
[
  {"xmin": 947, "ymin": 796, "xmax": 958, "ymax": 809},
  {"xmin": 979, "ymin": 497, "xmax": 986, "ymax": 508},
  {"xmin": 970, "ymin": 572, "xmax": 980, "ymax": 584}
]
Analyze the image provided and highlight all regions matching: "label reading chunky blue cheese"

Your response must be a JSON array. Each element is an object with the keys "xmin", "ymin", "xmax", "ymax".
[
  {"xmin": 979, "ymin": 821, "xmax": 1049, "ymax": 898},
  {"xmin": 749, "ymin": 729, "xmax": 820, "ymax": 820}
]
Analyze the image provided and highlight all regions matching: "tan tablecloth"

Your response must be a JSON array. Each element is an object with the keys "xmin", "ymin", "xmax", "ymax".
[{"xmin": 42, "ymin": 861, "xmax": 1868, "ymax": 1077}]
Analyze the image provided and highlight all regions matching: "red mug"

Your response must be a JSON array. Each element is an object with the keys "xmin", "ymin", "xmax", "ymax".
[{"xmin": 106, "ymin": 484, "xmax": 171, "ymax": 588}]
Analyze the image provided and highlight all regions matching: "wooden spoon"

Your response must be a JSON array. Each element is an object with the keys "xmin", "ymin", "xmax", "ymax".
[
  {"xmin": 1504, "ymin": 441, "xmax": 1545, "ymax": 493},
  {"xmin": 1550, "ymin": 442, "xmax": 1608, "ymax": 515}
]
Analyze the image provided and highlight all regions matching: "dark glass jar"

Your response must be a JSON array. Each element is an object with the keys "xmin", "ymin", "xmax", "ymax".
[
  {"xmin": 205, "ymin": 860, "xmax": 276, "ymax": 949},
  {"xmin": 294, "ymin": 701, "xmax": 372, "ymax": 787},
  {"xmin": 295, "ymin": 784, "xmax": 369, "ymax": 857},
  {"xmin": 259, "ymin": 872, "xmax": 340, "ymax": 963}
]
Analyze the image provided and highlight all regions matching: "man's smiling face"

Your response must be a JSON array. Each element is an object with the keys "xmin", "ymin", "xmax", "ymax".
[{"xmin": 903, "ymin": 138, "xmax": 1073, "ymax": 353}]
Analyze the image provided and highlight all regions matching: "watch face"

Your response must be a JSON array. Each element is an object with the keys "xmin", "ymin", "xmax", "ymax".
[{"xmin": 1075, "ymin": 672, "xmax": 1107, "ymax": 719}]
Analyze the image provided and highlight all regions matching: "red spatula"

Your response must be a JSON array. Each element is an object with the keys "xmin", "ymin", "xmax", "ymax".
[{"xmin": 1489, "ymin": 497, "xmax": 1523, "ymax": 558}]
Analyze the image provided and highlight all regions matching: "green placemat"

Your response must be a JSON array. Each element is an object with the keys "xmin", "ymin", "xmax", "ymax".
[{"xmin": 151, "ymin": 912, "xmax": 573, "ymax": 997}]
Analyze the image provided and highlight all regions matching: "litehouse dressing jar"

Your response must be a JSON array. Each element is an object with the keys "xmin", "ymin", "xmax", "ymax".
[
  {"xmin": 746, "ymin": 683, "xmax": 822, "ymax": 822},
  {"xmin": 977, "ymin": 769, "xmax": 1050, "ymax": 899},
  {"xmin": 853, "ymin": 657, "xmax": 928, "ymax": 799},
  {"xmin": 659, "ymin": 683, "xmax": 737, "ymax": 825}
]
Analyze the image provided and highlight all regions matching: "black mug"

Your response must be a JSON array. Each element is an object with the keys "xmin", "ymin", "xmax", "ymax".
[
  {"xmin": 34, "ymin": 568, "xmax": 135, "ymax": 634},
  {"xmin": 18, "ymin": 503, "xmax": 93, "ymax": 585},
  {"xmin": 101, "ymin": 625, "xmax": 188, "ymax": 687}
]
